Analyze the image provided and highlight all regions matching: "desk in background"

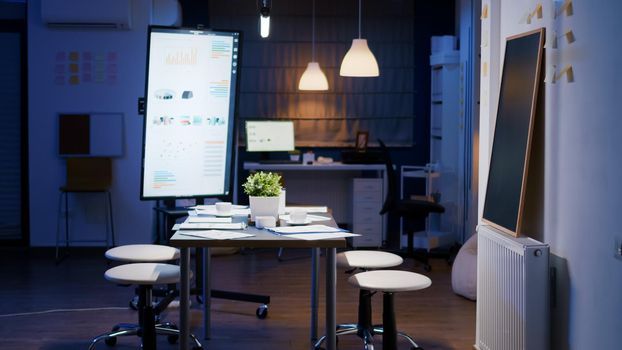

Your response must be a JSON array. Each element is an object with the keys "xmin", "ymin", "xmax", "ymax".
[
  {"xmin": 243, "ymin": 162, "xmax": 387, "ymax": 247},
  {"xmin": 169, "ymin": 214, "xmax": 346, "ymax": 350}
]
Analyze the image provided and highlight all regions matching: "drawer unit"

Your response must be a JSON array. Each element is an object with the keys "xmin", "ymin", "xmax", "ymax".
[{"xmin": 352, "ymin": 178, "xmax": 383, "ymax": 247}]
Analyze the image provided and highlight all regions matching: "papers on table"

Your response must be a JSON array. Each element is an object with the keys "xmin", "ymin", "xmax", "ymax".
[
  {"xmin": 191, "ymin": 206, "xmax": 251, "ymax": 217},
  {"xmin": 267, "ymin": 224, "xmax": 344, "ymax": 234},
  {"xmin": 186, "ymin": 217, "xmax": 232, "ymax": 223},
  {"xmin": 190, "ymin": 204, "xmax": 248, "ymax": 210},
  {"xmin": 278, "ymin": 214, "xmax": 330, "ymax": 223},
  {"xmin": 283, "ymin": 206, "xmax": 328, "ymax": 213},
  {"xmin": 286, "ymin": 232, "xmax": 360, "ymax": 241},
  {"xmin": 177, "ymin": 230, "xmax": 254, "ymax": 240},
  {"xmin": 265, "ymin": 224, "xmax": 360, "ymax": 240},
  {"xmin": 178, "ymin": 222, "xmax": 246, "ymax": 230}
]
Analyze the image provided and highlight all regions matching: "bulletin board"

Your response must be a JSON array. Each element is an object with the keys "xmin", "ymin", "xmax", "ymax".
[{"xmin": 482, "ymin": 28, "xmax": 544, "ymax": 237}]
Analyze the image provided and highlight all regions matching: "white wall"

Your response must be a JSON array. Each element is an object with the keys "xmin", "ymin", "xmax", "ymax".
[
  {"xmin": 479, "ymin": 0, "xmax": 622, "ymax": 348},
  {"xmin": 28, "ymin": 0, "xmax": 154, "ymax": 246}
]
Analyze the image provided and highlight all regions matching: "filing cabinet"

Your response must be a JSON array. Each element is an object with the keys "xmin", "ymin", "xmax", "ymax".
[{"xmin": 352, "ymin": 178, "xmax": 383, "ymax": 247}]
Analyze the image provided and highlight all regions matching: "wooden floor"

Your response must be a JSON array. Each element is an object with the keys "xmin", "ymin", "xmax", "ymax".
[{"xmin": 0, "ymin": 248, "xmax": 475, "ymax": 350}]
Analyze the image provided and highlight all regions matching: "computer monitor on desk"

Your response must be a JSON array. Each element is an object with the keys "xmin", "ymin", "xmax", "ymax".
[{"xmin": 245, "ymin": 120, "xmax": 299, "ymax": 164}]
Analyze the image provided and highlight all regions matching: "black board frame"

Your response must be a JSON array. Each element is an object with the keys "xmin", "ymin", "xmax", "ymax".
[{"xmin": 482, "ymin": 28, "xmax": 545, "ymax": 237}]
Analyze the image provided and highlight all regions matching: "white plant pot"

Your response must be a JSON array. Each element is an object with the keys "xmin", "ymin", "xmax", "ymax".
[{"xmin": 249, "ymin": 196, "xmax": 280, "ymax": 221}]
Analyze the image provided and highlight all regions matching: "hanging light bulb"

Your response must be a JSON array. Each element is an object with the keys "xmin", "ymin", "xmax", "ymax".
[
  {"xmin": 340, "ymin": 0, "xmax": 379, "ymax": 77},
  {"xmin": 259, "ymin": 0, "xmax": 271, "ymax": 38},
  {"xmin": 298, "ymin": 0, "xmax": 329, "ymax": 90}
]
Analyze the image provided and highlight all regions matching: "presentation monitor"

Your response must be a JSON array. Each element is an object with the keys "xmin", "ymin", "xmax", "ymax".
[
  {"xmin": 245, "ymin": 120, "xmax": 295, "ymax": 152},
  {"xmin": 140, "ymin": 26, "xmax": 241, "ymax": 200}
]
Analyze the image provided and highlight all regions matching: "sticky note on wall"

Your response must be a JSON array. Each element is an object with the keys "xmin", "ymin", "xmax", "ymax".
[{"xmin": 556, "ymin": 0, "xmax": 573, "ymax": 18}]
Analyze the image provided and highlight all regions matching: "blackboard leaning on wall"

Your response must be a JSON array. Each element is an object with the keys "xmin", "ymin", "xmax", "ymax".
[{"xmin": 482, "ymin": 28, "xmax": 545, "ymax": 237}]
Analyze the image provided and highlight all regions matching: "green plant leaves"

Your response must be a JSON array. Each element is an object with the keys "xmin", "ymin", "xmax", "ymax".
[{"xmin": 243, "ymin": 171, "xmax": 282, "ymax": 197}]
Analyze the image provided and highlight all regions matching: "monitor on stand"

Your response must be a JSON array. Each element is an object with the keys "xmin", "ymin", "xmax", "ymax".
[
  {"xmin": 245, "ymin": 120, "xmax": 299, "ymax": 163},
  {"xmin": 140, "ymin": 26, "xmax": 241, "ymax": 207}
]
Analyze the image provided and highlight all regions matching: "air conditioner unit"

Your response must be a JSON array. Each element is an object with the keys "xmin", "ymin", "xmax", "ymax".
[{"xmin": 41, "ymin": 0, "xmax": 132, "ymax": 30}]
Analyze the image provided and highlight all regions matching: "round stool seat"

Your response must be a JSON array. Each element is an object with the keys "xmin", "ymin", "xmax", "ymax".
[
  {"xmin": 105, "ymin": 263, "xmax": 180, "ymax": 285},
  {"xmin": 337, "ymin": 250, "xmax": 403, "ymax": 269},
  {"xmin": 348, "ymin": 270, "xmax": 431, "ymax": 293},
  {"xmin": 105, "ymin": 244, "xmax": 180, "ymax": 263}
]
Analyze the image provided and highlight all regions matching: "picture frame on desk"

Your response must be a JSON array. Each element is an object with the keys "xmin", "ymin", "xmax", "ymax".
[{"xmin": 356, "ymin": 131, "xmax": 369, "ymax": 152}]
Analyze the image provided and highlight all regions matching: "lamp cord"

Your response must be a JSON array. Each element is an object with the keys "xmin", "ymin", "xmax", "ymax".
[
  {"xmin": 358, "ymin": 0, "xmax": 362, "ymax": 39},
  {"xmin": 312, "ymin": 0, "xmax": 316, "ymax": 61}
]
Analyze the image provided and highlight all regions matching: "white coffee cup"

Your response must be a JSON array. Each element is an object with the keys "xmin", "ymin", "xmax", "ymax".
[
  {"xmin": 215, "ymin": 202, "xmax": 232, "ymax": 215},
  {"xmin": 255, "ymin": 215, "xmax": 276, "ymax": 229},
  {"xmin": 289, "ymin": 209, "xmax": 307, "ymax": 224}
]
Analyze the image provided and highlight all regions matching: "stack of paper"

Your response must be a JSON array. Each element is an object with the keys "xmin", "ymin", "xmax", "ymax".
[
  {"xmin": 266, "ymin": 225, "xmax": 360, "ymax": 241},
  {"xmin": 178, "ymin": 230, "xmax": 254, "ymax": 240},
  {"xmin": 188, "ymin": 205, "xmax": 251, "ymax": 216},
  {"xmin": 186, "ymin": 217, "xmax": 232, "ymax": 223},
  {"xmin": 267, "ymin": 225, "xmax": 344, "ymax": 234},
  {"xmin": 178, "ymin": 222, "xmax": 246, "ymax": 230},
  {"xmin": 278, "ymin": 214, "xmax": 330, "ymax": 222}
]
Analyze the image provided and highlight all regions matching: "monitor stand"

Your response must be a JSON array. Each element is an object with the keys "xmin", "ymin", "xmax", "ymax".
[{"xmin": 155, "ymin": 198, "xmax": 271, "ymax": 320}]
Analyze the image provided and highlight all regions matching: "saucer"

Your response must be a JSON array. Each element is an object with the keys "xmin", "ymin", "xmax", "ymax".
[
  {"xmin": 286, "ymin": 219, "xmax": 312, "ymax": 226},
  {"xmin": 215, "ymin": 211, "xmax": 233, "ymax": 217}
]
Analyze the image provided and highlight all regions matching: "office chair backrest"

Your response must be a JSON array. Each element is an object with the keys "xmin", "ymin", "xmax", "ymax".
[
  {"xmin": 378, "ymin": 139, "xmax": 397, "ymax": 215},
  {"xmin": 65, "ymin": 157, "xmax": 112, "ymax": 191}
]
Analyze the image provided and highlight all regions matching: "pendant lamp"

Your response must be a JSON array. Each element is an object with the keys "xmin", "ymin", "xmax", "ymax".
[
  {"xmin": 340, "ymin": 0, "xmax": 379, "ymax": 77},
  {"xmin": 258, "ymin": 0, "xmax": 271, "ymax": 38},
  {"xmin": 298, "ymin": 0, "xmax": 329, "ymax": 90}
]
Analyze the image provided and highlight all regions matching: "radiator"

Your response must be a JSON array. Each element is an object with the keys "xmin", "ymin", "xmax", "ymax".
[{"xmin": 475, "ymin": 225, "xmax": 550, "ymax": 350}]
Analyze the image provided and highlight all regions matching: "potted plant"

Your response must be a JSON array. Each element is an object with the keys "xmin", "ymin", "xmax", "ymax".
[{"xmin": 243, "ymin": 171, "xmax": 283, "ymax": 221}]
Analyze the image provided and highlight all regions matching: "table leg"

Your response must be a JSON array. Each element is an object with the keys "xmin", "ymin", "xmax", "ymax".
[
  {"xmin": 310, "ymin": 248, "xmax": 320, "ymax": 343},
  {"xmin": 180, "ymin": 247, "xmax": 190, "ymax": 350},
  {"xmin": 203, "ymin": 247, "xmax": 212, "ymax": 340},
  {"xmin": 325, "ymin": 247, "xmax": 337, "ymax": 350}
]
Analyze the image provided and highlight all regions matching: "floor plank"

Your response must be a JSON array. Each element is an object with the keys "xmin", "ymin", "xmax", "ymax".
[{"xmin": 0, "ymin": 248, "xmax": 475, "ymax": 349}]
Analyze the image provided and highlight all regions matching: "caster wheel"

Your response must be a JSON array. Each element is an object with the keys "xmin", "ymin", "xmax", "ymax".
[
  {"xmin": 104, "ymin": 336, "xmax": 117, "ymax": 346},
  {"xmin": 256, "ymin": 304, "xmax": 268, "ymax": 319},
  {"xmin": 129, "ymin": 296, "xmax": 139, "ymax": 311},
  {"xmin": 167, "ymin": 334, "xmax": 179, "ymax": 344}
]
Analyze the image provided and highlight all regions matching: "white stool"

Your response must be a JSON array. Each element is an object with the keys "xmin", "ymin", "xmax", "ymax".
[
  {"xmin": 349, "ymin": 270, "xmax": 431, "ymax": 350},
  {"xmin": 89, "ymin": 262, "xmax": 202, "ymax": 350},
  {"xmin": 105, "ymin": 244, "xmax": 180, "ymax": 310},
  {"xmin": 105, "ymin": 244, "xmax": 180, "ymax": 262},
  {"xmin": 315, "ymin": 251, "xmax": 407, "ymax": 350}
]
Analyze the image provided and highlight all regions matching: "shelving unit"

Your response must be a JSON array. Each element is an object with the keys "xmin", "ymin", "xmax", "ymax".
[{"xmin": 399, "ymin": 36, "xmax": 462, "ymax": 250}]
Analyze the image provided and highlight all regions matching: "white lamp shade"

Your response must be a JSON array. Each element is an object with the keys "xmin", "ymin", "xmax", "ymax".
[
  {"xmin": 298, "ymin": 62, "xmax": 329, "ymax": 91},
  {"xmin": 260, "ymin": 15, "xmax": 270, "ymax": 38},
  {"xmin": 339, "ymin": 39, "xmax": 379, "ymax": 77}
]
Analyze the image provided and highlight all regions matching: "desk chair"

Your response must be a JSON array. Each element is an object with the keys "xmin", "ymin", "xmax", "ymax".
[
  {"xmin": 378, "ymin": 140, "xmax": 445, "ymax": 271},
  {"xmin": 55, "ymin": 157, "xmax": 115, "ymax": 263},
  {"xmin": 314, "ymin": 251, "xmax": 420, "ymax": 350},
  {"xmin": 90, "ymin": 262, "xmax": 202, "ymax": 350}
]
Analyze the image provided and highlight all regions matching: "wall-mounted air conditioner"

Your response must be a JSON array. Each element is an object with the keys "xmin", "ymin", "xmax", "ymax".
[{"xmin": 41, "ymin": 0, "xmax": 132, "ymax": 30}]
